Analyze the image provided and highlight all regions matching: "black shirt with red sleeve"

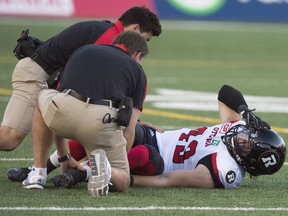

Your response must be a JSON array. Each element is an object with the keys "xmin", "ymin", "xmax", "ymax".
[
  {"xmin": 35, "ymin": 20, "xmax": 124, "ymax": 75},
  {"xmin": 60, "ymin": 44, "xmax": 147, "ymax": 111}
]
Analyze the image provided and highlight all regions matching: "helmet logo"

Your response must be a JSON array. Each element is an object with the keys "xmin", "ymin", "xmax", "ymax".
[
  {"xmin": 259, "ymin": 151, "xmax": 279, "ymax": 170},
  {"xmin": 225, "ymin": 170, "xmax": 236, "ymax": 184}
]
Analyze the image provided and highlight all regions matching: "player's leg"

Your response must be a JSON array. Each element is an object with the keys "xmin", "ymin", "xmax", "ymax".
[
  {"xmin": 0, "ymin": 57, "xmax": 49, "ymax": 150},
  {"xmin": 128, "ymin": 144, "xmax": 164, "ymax": 175},
  {"xmin": 7, "ymin": 139, "xmax": 87, "ymax": 181},
  {"xmin": 7, "ymin": 150, "xmax": 61, "ymax": 182},
  {"xmin": 0, "ymin": 127, "xmax": 26, "ymax": 151}
]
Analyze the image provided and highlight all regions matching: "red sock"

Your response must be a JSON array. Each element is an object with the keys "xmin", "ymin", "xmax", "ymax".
[
  {"xmin": 68, "ymin": 140, "xmax": 87, "ymax": 161},
  {"xmin": 128, "ymin": 145, "xmax": 149, "ymax": 169}
]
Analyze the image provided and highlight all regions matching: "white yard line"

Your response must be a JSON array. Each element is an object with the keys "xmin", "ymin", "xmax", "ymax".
[
  {"xmin": 146, "ymin": 88, "xmax": 288, "ymax": 113},
  {"xmin": 1, "ymin": 206, "xmax": 288, "ymax": 212}
]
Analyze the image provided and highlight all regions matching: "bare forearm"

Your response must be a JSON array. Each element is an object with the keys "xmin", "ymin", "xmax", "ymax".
[
  {"xmin": 125, "ymin": 107, "xmax": 140, "ymax": 151},
  {"xmin": 133, "ymin": 166, "xmax": 215, "ymax": 188},
  {"xmin": 123, "ymin": 123, "xmax": 136, "ymax": 151},
  {"xmin": 133, "ymin": 174, "xmax": 167, "ymax": 187},
  {"xmin": 32, "ymin": 107, "xmax": 54, "ymax": 168},
  {"xmin": 55, "ymin": 136, "xmax": 70, "ymax": 157}
]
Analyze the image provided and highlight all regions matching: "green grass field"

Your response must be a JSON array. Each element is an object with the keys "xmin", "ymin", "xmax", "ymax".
[{"xmin": 0, "ymin": 18, "xmax": 288, "ymax": 216}]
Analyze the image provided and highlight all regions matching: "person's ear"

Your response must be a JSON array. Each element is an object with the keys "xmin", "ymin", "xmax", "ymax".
[
  {"xmin": 132, "ymin": 51, "xmax": 142, "ymax": 63},
  {"xmin": 130, "ymin": 24, "xmax": 140, "ymax": 31}
]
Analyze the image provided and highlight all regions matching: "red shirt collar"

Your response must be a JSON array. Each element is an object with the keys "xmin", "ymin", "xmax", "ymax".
[
  {"xmin": 114, "ymin": 44, "xmax": 128, "ymax": 52},
  {"xmin": 114, "ymin": 20, "xmax": 124, "ymax": 33},
  {"xmin": 95, "ymin": 20, "xmax": 124, "ymax": 45}
]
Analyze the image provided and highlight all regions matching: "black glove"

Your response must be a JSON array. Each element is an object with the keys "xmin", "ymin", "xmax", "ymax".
[
  {"xmin": 238, "ymin": 105, "xmax": 271, "ymax": 131},
  {"xmin": 13, "ymin": 29, "xmax": 44, "ymax": 60}
]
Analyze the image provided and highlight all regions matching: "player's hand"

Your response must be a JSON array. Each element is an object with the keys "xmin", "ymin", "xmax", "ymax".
[
  {"xmin": 138, "ymin": 121, "xmax": 164, "ymax": 133},
  {"xmin": 238, "ymin": 105, "xmax": 271, "ymax": 131},
  {"xmin": 60, "ymin": 157, "xmax": 86, "ymax": 173}
]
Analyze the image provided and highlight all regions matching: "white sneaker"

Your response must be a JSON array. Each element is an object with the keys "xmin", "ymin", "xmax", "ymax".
[
  {"xmin": 88, "ymin": 149, "xmax": 111, "ymax": 196},
  {"xmin": 22, "ymin": 167, "xmax": 47, "ymax": 190}
]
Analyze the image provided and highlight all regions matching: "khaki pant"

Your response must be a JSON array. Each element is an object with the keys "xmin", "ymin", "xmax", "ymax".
[
  {"xmin": 2, "ymin": 57, "xmax": 49, "ymax": 134},
  {"xmin": 38, "ymin": 89, "xmax": 129, "ymax": 173}
]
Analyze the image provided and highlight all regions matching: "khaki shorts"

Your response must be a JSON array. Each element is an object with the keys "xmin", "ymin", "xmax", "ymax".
[
  {"xmin": 1, "ymin": 57, "xmax": 49, "ymax": 134},
  {"xmin": 38, "ymin": 89, "xmax": 129, "ymax": 173}
]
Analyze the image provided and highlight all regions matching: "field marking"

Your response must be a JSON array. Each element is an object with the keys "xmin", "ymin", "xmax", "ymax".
[
  {"xmin": 147, "ymin": 88, "xmax": 288, "ymax": 113},
  {"xmin": 1, "ymin": 206, "xmax": 288, "ymax": 212},
  {"xmin": 2, "ymin": 55, "xmax": 288, "ymax": 69},
  {"xmin": 1, "ymin": 88, "xmax": 288, "ymax": 134},
  {"xmin": 0, "ymin": 88, "xmax": 12, "ymax": 95},
  {"xmin": 0, "ymin": 157, "xmax": 33, "ymax": 161},
  {"xmin": 143, "ymin": 109, "xmax": 288, "ymax": 135}
]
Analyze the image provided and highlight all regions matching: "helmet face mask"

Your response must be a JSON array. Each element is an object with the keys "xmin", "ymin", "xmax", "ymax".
[{"xmin": 222, "ymin": 125, "xmax": 286, "ymax": 176}]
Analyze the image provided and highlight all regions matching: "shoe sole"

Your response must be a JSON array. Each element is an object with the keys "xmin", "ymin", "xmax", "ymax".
[
  {"xmin": 23, "ymin": 183, "xmax": 44, "ymax": 190},
  {"xmin": 88, "ymin": 149, "xmax": 109, "ymax": 196}
]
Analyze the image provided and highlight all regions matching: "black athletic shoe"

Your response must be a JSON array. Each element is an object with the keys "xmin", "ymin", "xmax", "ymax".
[
  {"xmin": 7, "ymin": 167, "xmax": 32, "ymax": 182},
  {"xmin": 52, "ymin": 169, "xmax": 87, "ymax": 189},
  {"xmin": 52, "ymin": 173, "xmax": 75, "ymax": 189}
]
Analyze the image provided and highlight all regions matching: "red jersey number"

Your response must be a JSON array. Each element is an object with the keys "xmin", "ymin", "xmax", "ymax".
[{"xmin": 172, "ymin": 127, "xmax": 207, "ymax": 163}]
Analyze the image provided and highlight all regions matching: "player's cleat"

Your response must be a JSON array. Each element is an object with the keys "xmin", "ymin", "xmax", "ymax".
[
  {"xmin": 22, "ymin": 167, "xmax": 47, "ymax": 190},
  {"xmin": 88, "ymin": 149, "xmax": 111, "ymax": 197},
  {"xmin": 7, "ymin": 167, "xmax": 31, "ymax": 182},
  {"xmin": 52, "ymin": 169, "xmax": 87, "ymax": 189}
]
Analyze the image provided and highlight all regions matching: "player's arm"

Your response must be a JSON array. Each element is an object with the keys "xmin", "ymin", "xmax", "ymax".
[
  {"xmin": 124, "ymin": 107, "xmax": 141, "ymax": 151},
  {"xmin": 137, "ymin": 121, "xmax": 164, "ymax": 133},
  {"xmin": 218, "ymin": 101, "xmax": 241, "ymax": 123},
  {"xmin": 217, "ymin": 85, "xmax": 270, "ymax": 129},
  {"xmin": 217, "ymin": 85, "xmax": 246, "ymax": 123},
  {"xmin": 55, "ymin": 136, "xmax": 85, "ymax": 172},
  {"xmin": 132, "ymin": 164, "xmax": 214, "ymax": 188}
]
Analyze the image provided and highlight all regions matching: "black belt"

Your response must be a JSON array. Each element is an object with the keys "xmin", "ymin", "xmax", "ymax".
[
  {"xmin": 30, "ymin": 52, "xmax": 56, "ymax": 76},
  {"xmin": 62, "ymin": 89, "xmax": 118, "ymax": 108}
]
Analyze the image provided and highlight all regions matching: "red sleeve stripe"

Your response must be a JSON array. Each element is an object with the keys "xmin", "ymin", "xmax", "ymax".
[{"xmin": 211, "ymin": 153, "xmax": 224, "ymax": 188}]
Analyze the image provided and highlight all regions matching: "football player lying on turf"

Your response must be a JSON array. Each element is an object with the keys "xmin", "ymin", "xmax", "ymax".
[{"xmin": 8, "ymin": 85, "xmax": 286, "ymax": 189}]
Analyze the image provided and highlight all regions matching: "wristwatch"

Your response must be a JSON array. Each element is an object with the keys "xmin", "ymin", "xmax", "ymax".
[{"xmin": 58, "ymin": 154, "xmax": 71, "ymax": 163}]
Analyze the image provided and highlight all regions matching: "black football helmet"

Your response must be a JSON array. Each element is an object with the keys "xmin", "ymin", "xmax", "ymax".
[{"xmin": 222, "ymin": 124, "xmax": 286, "ymax": 176}]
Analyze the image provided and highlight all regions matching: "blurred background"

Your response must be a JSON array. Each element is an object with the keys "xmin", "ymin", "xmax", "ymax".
[
  {"xmin": 1, "ymin": 0, "xmax": 288, "ymax": 22},
  {"xmin": 0, "ymin": 1, "xmax": 288, "ymax": 213}
]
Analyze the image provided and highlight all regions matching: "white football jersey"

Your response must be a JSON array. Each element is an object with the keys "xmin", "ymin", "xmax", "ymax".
[{"xmin": 156, "ymin": 121, "xmax": 246, "ymax": 188}]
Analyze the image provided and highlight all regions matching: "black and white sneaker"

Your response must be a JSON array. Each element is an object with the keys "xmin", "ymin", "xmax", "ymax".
[
  {"xmin": 88, "ymin": 149, "xmax": 111, "ymax": 196},
  {"xmin": 7, "ymin": 167, "xmax": 32, "ymax": 182},
  {"xmin": 22, "ymin": 167, "xmax": 47, "ymax": 190}
]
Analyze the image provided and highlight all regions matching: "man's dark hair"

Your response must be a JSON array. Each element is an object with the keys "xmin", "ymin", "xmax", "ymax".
[
  {"xmin": 112, "ymin": 31, "xmax": 149, "ymax": 59},
  {"xmin": 119, "ymin": 6, "xmax": 162, "ymax": 37}
]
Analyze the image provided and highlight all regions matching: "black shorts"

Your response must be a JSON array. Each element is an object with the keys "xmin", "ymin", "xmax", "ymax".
[{"xmin": 133, "ymin": 124, "xmax": 159, "ymax": 152}]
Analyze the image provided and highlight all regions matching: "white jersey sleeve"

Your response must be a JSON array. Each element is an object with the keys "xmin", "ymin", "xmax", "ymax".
[{"xmin": 215, "ymin": 151, "xmax": 245, "ymax": 188}]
